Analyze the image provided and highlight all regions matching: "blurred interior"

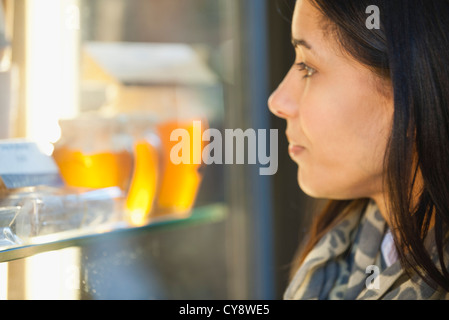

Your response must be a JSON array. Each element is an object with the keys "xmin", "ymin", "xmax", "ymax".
[{"xmin": 0, "ymin": 0, "xmax": 322, "ymax": 300}]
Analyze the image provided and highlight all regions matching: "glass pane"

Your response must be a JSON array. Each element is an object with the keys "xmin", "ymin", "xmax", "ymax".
[{"xmin": 1, "ymin": 0, "xmax": 239, "ymax": 299}]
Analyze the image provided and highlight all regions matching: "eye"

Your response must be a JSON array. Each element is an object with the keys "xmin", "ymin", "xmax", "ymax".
[{"xmin": 295, "ymin": 62, "xmax": 316, "ymax": 79}]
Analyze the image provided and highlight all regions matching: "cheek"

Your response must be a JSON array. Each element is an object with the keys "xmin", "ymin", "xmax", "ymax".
[{"xmin": 297, "ymin": 82, "xmax": 393, "ymax": 198}]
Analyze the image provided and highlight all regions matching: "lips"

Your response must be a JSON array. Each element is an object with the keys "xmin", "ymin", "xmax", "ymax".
[
  {"xmin": 288, "ymin": 144, "xmax": 305, "ymax": 157},
  {"xmin": 286, "ymin": 131, "xmax": 306, "ymax": 159}
]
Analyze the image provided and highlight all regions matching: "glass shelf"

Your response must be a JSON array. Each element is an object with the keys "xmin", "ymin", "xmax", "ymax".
[{"xmin": 0, "ymin": 203, "xmax": 227, "ymax": 263}]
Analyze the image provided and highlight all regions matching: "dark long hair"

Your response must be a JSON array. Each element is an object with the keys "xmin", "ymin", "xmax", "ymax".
[{"xmin": 290, "ymin": 0, "xmax": 449, "ymax": 292}]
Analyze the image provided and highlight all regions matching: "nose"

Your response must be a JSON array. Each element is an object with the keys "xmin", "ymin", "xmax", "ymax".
[{"xmin": 268, "ymin": 69, "xmax": 300, "ymax": 120}]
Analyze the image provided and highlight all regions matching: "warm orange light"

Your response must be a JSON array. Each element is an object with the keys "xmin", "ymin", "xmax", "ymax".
[
  {"xmin": 53, "ymin": 119, "xmax": 207, "ymax": 223},
  {"xmin": 52, "ymin": 147, "xmax": 133, "ymax": 191},
  {"xmin": 156, "ymin": 119, "xmax": 208, "ymax": 215},
  {"xmin": 125, "ymin": 140, "xmax": 159, "ymax": 226}
]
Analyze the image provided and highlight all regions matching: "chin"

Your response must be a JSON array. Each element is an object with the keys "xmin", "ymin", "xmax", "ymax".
[
  {"xmin": 298, "ymin": 181, "xmax": 324, "ymax": 198},
  {"xmin": 297, "ymin": 169, "xmax": 323, "ymax": 198},
  {"xmin": 297, "ymin": 168, "xmax": 343, "ymax": 200}
]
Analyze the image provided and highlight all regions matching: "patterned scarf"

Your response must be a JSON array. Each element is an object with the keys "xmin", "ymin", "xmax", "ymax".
[{"xmin": 284, "ymin": 200, "xmax": 449, "ymax": 300}]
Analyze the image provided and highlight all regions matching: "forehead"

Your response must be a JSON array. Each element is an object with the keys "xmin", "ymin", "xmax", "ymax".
[
  {"xmin": 291, "ymin": 0, "xmax": 345, "ymax": 62},
  {"xmin": 292, "ymin": 0, "xmax": 324, "ymax": 39}
]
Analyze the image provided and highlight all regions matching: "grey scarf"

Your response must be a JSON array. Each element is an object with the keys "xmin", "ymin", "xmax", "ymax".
[{"xmin": 284, "ymin": 200, "xmax": 449, "ymax": 300}]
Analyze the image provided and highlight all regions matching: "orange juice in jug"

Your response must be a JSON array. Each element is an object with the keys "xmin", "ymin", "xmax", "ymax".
[{"xmin": 156, "ymin": 119, "xmax": 208, "ymax": 217}]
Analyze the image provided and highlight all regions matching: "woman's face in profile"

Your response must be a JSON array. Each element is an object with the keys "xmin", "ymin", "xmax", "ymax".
[{"xmin": 268, "ymin": 0, "xmax": 394, "ymax": 200}]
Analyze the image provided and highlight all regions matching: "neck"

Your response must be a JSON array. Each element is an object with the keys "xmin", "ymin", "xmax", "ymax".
[
  {"xmin": 370, "ymin": 171, "xmax": 429, "ymax": 230},
  {"xmin": 371, "ymin": 193, "xmax": 392, "ymax": 228}
]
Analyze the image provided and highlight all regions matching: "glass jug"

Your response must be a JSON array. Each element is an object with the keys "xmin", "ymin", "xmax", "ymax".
[{"xmin": 52, "ymin": 114, "xmax": 160, "ymax": 226}]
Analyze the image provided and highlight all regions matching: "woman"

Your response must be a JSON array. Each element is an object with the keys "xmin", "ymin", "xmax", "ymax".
[{"xmin": 269, "ymin": 0, "xmax": 449, "ymax": 300}]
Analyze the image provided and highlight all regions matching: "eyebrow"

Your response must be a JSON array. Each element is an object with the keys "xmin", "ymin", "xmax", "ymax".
[
  {"xmin": 291, "ymin": 37, "xmax": 312, "ymax": 50},
  {"xmin": 291, "ymin": 37, "xmax": 324, "ymax": 62}
]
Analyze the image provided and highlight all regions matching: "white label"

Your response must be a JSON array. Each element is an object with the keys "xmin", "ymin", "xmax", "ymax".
[{"xmin": 0, "ymin": 140, "xmax": 63, "ymax": 188}]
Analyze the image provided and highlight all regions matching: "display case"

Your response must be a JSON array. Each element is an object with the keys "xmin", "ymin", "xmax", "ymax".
[{"xmin": 0, "ymin": 0, "xmax": 279, "ymax": 300}]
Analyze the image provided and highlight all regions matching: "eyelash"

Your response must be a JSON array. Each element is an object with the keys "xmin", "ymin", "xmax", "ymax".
[{"xmin": 295, "ymin": 62, "xmax": 316, "ymax": 79}]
